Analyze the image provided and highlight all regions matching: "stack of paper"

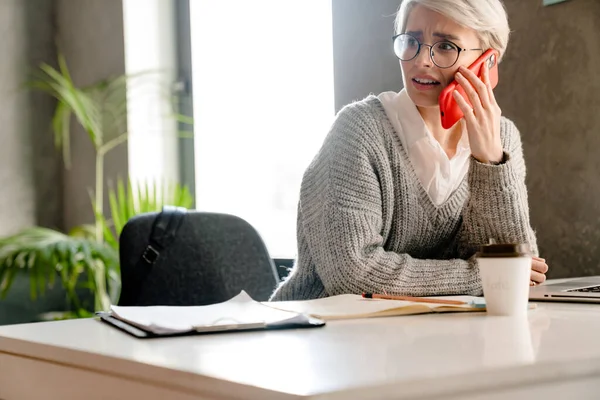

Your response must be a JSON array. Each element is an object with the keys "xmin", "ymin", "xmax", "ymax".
[
  {"xmin": 104, "ymin": 292, "xmax": 493, "ymax": 338},
  {"xmin": 264, "ymin": 294, "xmax": 487, "ymax": 321},
  {"xmin": 108, "ymin": 291, "xmax": 322, "ymax": 335}
]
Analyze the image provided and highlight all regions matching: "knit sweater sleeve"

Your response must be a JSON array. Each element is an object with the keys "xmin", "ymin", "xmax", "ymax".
[
  {"xmin": 299, "ymin": 103, "xmax": 481, "ymax": 297},
  {"xmin": 455, "ymin": 117, "xmax": 539, "ymax": 258}
]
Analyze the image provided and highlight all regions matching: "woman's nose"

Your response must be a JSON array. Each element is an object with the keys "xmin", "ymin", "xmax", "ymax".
[{"xmin": 414, "ymin": 45, "xmax": 433, "ymax": 67}]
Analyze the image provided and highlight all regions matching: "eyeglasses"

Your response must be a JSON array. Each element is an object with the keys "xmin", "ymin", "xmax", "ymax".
[{"xmin": 392, "ymin": 33, "xmax": 483, "ymax": 69}]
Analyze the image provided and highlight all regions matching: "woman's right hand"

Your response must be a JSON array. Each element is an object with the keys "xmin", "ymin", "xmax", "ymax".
[{"xmin": 453, "ymin": 64, "xmax": 504, "ymax": 164}]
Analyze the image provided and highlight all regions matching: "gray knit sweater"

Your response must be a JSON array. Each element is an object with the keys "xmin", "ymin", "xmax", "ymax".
[{"xmin": 270, "ymin": 96, "xmax": 538, "ymax": 301}]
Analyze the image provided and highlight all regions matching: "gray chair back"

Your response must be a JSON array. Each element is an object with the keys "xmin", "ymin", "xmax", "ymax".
[{"xmin": 118, "ymin": 210, "xmax": 279, "ymax": 306}]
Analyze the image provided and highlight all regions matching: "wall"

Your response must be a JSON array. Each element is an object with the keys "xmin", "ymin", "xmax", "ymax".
[
  {"xmin": 0, "ymin": 0, "xmax": 61, "ymax": 235},
  {"xmin": 56, "ymin": 0, "xmax": 128, "ymax": 230},
  {"xmin": 0, "ymin": 0, "xmax": 128, "ymax": 234},
  {"xmin": 332, "ymin": 0, "xmax": 600, "ymax": 278},
  {"xmin": 498, "ymin": 0, "xmax": 600, "ymax": 278},
  {"xmin": 332, "ymin": 0, "xmax": 404, "ymax": 112},
  {"xmin": 0, "ymin": 0, "xmax": 128, "ymax": 325}
]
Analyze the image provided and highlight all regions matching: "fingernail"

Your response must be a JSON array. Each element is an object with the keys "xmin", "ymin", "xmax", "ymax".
[{"xmin": 456, "ymin": 73, "xmax": 463, "ymax": 80}]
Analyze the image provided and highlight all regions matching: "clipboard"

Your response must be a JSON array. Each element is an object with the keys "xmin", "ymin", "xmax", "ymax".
[
  {"xmin": 97, "ymin": 312, "xmax": 325, "ymax": 339},
  {"xmin": 97, "ymin": 291, "xmax": 325, "ymax": 339}
]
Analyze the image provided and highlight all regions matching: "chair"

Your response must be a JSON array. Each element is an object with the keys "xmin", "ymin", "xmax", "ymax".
[
  {"xmin": 273, "ymin": 258, "xmax": 295, "ymax": 281},
  {"xmin": 117, "ymin": 208, "xmax": 279, "ymax": 306}
]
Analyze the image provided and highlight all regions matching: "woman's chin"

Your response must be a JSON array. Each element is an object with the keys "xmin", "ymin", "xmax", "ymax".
[{"xmin": 406, "ymin": 89, "xmax": 440, "ymax": 108}]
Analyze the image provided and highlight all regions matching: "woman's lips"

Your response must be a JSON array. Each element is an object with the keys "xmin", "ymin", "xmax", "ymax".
[{"xmin": 411, "ymin": 77, "xmax": 441, "ymax": 91}]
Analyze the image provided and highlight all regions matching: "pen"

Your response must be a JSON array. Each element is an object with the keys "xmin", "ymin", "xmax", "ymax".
[{"xmin": 362, "ymin": 292, "xmax": 468, "ymax": 306}]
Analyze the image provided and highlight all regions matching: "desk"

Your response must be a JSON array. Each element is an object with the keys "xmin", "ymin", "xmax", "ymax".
[{"xmin": 1, "ymin": 300, "xmax": 600, "ymax": 400}]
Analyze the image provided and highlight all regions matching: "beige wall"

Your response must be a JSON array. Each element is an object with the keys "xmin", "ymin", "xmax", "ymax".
[{"xmin": 332, "ymin": 0, "xmax": 600, "ymax": 278}]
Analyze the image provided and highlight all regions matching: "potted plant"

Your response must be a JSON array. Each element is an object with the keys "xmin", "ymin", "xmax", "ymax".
[{"xmin": 0, "ymin": 55, "xmax": 193, "ymax": 321}]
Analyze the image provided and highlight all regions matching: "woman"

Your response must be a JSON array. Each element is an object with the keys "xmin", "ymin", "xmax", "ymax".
[{"xmin": 270, "ymin": 0, "xmax": 548, "ymax": 301}]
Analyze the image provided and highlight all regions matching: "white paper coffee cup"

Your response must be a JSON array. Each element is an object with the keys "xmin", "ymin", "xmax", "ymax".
[{"xmin": 477, "ymin": 243, "xmax": 532, "ymax": 316}]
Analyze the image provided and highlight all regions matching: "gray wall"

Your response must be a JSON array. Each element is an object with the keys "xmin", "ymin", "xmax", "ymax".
[
  {"xmin": 332, "ymin": 0, "xmax": 403, "ymax": 112},
  {"xmin": 0, "ymin": 0, "xmax": 61, "ymax": 235},
  {"xmin": 0, "ymin": 0, "xmax": 127, "ymax": 235},
  {"xmin": 498, "ymin": 0, "xmax": 600, "ymax": 278},
  {"xmin": 332, "ymin": 0, "xmax": 600, "ymax": 279},
  {"xmin": 56, "ymin": 0, "xmax": 128, "ymax": 230},
  {"xmin": 0, "ymin": 0, "xmax": 127, "ymax": 325}
]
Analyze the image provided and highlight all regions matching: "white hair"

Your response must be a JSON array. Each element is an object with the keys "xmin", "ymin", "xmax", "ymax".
[{"xmin": 395, "ymin": 0, "xmax": 511, "ymax": 61}]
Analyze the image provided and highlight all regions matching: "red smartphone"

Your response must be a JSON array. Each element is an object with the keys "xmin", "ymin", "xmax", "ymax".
[{"xmin": 438, "ymin": 49, "xmax": 500, "ymax": 129}]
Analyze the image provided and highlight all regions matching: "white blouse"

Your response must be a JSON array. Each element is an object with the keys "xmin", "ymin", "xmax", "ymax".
[{"xmin": 378, "ymin": 89, "xmax": 471, "ymax": 206}]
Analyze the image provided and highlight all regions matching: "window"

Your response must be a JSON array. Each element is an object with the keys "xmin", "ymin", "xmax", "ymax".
[
  {"xmin": 123, "ymin": 0, "xmax": 179, "ymax": 189},
  {"xmin": 189, "ymin": 1, "xmax": 334, "ymax": 258}
]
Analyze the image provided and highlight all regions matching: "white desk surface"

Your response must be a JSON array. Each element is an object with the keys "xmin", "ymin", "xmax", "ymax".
[{"xmin": 2, "ymin": 295, "xmax": 600, "ymax": 399}]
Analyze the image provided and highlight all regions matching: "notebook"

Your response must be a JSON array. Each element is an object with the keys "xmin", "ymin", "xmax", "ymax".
[
  {"xmin": 264, "ymin": 294, "xmax": 489, "ymax": 321},
  {"xmin": 98, "ymin": 291, "xmax": 325, "ymax": 338}
]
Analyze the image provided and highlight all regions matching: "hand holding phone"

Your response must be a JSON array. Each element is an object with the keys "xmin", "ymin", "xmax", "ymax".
[
  {"xmin": 446, "ymin": 49, "xmax": 504, "ymax": 164},
  {"xmin": 438, "ymin": 49, "xmax": 500, "ymax": 129}
]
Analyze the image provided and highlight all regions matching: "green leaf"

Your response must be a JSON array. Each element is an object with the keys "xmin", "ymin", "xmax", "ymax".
[
  {"xmin": 29, "ymin": 265, "xmax": 37, "ymax": 300},
  {"xmin": 16, "ymin": 54, "xmax": 198, "ymax": 318},
  {"xmin": 108, "ymin": 183, "xmax": 122, "ymax": 236},
  {"xmin": 69, "ymin": 224, "xmax": 96, "ymax": 239},
  {"xmin": 101, "ymin": 177, "xmax": 194, "ymax": 241},
  {"xmin": 116, "ymin": 178, "xmax": 128, "ymax": 229},
  {"xmin": 0, "ymin": 263, "xmax": 17, "ymax": 298},
  {"xmin": 144, "ymin": 181, "xmax": 150, "ymax": 213},
  {"xmin": 102, "ymin": 218, "xmax": 118, "ymax": 250},
  {"xmin": 126, "ymin": 179, "xmax": 135, "ymax": 220},
  {"xmin": 56, "ymin": 54, "xmax": 102, "ymax": 145},
  {"xmin": 39, "ymin": 62, "xmax": 101, "ymax": 147},
  {"xmin": 52, "ymin": 101, "xmax": 72, "ymax": 169},
  {"xmin": 0, "ymin": 228, "xmax": 118, "ymax": 309},
  {"xmin": 172, "ymin": 113, "xmax": 194, "ymax": 125}
]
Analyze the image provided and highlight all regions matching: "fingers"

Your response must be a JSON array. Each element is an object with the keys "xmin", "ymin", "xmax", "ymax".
[
  {"xmin": 532, "ymin": 259, "xmax": 549, "ymax": 274},
  {"xmin": 531, "ymin": 257, "xmax": 549, "ymax": 284},
  {"xmin": 457, "ymin": 66, "xmax": 490, "ymax": 111},
  {"xmin": 531, "ymin": 270, "xmax": 546, "ymax": 284},
  {"xmin": 481, "ymin": 63, "xmax": 498, "ymax": 107},
  {"xmin": 452, "ymin": 90, "xmax": 477, "ymax": 125},
  {"xmin": 455, "ymin": 71, "xmax": 485, "ymax": 114}
]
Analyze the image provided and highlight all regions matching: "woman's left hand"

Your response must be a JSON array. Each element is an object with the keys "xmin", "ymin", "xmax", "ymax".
[
  {"xmin": 530, "ymin": 256, "xmax": 549, "ymax": 286},
  {"xmin": 452, "ymin": 64, "xmax": 503, "ymax": 164}
]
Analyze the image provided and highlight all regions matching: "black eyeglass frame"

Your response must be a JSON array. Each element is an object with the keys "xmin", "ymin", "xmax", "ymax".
[{"xmin": 392, "ymin": 33, "xmax": 483, "ymax": 69}]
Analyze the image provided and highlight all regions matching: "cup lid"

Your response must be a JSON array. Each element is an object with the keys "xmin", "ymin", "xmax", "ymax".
[{"xmin": 477, "ymin": 243, "xmax": 532, "ymax": 258}]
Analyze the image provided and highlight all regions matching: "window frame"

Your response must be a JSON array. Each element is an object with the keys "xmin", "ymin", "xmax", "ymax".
[{"xmin": 174, "ymin": 0, "xmax": 196, "ymax": 206}]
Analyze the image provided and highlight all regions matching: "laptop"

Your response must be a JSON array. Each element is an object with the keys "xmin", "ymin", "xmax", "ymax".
[{"xmin": 529, "ymin": 276, "xmax": 600, "ymax": 303}]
